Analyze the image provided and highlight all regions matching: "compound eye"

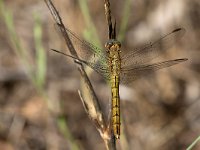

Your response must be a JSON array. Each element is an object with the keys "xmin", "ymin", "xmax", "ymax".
[{"xmin": 105, "ymin": 42, "xmax": 113, "ymax": 49}]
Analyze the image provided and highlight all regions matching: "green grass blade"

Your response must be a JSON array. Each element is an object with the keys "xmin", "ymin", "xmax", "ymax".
[
  {"xmin": 34, "ymin": 14, "xmax": 47, "ymax": 90},
  {"xmin": 187, "ymin": 135, "xmax": 200, "ymax": 150},
  {"xmin": 78, "ymin": 0, "xmax": 102, "ymax": 49},
  {"xmin": 118, "ymin": 0, "xmax": 131, "ymax": 42},
  {"xmin": 0, "ymin": 0, "xmax": 47, "ymax": 92},
  {"xmin": 0, "ymin": 0, "xmax": 34, "ymax": 81},
  {"xmin": 58, "ymin": 116, "xmax": 80, "ymax": 150}
]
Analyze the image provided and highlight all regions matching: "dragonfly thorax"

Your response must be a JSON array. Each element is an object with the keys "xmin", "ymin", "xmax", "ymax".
[{"xmin": 105, "ymin": 39, "xmax": 121, "ymax": 75}]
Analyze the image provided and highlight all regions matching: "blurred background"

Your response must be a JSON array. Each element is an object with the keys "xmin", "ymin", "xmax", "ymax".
[{"xmin": 0, "ymin": 0, "xmax": 199, "ymax": 149}]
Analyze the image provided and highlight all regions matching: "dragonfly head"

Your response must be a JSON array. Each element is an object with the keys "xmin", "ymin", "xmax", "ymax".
[{"xmin": 105, "ymin": 39, "xmax": 121, "ymax": 51}]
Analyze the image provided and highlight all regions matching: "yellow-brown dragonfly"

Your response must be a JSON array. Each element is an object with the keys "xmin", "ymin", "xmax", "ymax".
[{"xmin": 51, "ymin": 25, "xmax": 187, "ymax": 139}]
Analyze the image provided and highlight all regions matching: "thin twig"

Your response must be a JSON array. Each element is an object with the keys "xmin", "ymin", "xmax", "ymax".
[{"xmin": 104, "ymin": 0, "xmax": 113, "ymax": 39}]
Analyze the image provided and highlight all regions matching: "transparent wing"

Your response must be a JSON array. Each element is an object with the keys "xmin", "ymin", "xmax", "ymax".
[
  {"xmin": 55, "ymin": 23, "xmax": 108, "ymax": 67},
  {"xmin": 51, "ymin": 49, "xmax": 110, "ymax": 81},
  {"xmin": 121, "ymin": 28, "xmax": 186, "ymax": 67},
  {"xmin": 120, "ymin": 58, "xmax": 187, "ymax": 84},
  {"xmin": 54, "ymin": 24, "xmax": 111, "ymax": 80}
]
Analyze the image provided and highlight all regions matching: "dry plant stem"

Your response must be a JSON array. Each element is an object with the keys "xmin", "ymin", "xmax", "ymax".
[
  {"xmin": 104, "ymin": 136, "xmax": 117, "ymax": 150},
  {"xmin": 44, "ymin": 0, "xmax": 115, "ymax": 149},
  {"xmin": 78, "ymin": 91, "xmax": 116, "ymax": 150},
  {"xmin": 104, "ymin": 0, "xmax": 113, "ymax": 39}
]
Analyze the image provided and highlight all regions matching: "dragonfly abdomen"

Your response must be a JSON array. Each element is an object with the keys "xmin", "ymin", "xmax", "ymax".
[
  {"xmin": 106, "ymin": 39, "xmax": 122, "ymax": 139},
  {"xmin": 111, "ymin": 75, "xmax": 120, "ymax": 139}
]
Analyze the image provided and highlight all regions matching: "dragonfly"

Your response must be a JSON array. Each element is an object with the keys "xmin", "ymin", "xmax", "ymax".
[
  {"xmin": 45, "ymin": 0, "xmax": 187, "ymax": 140},
  {"xmin": 51, "ymin": 24, "xmax": 187, "ymax": 139}
]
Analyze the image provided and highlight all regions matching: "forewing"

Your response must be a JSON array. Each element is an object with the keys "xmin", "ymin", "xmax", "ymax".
[
  {"xmin": 120, "ymin": 58, "xmax": 187, "ymax": 84},
  {"xmin": 121, "ymin": 28, "xmax": 186, "ymax": 67},
  {"xmin": 56, "ymin": 24, "xmax": 110, "ymax": 79},
  {"xmin": 55, "ymin": 24, "xmax": 108, "ymax": 67}
]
